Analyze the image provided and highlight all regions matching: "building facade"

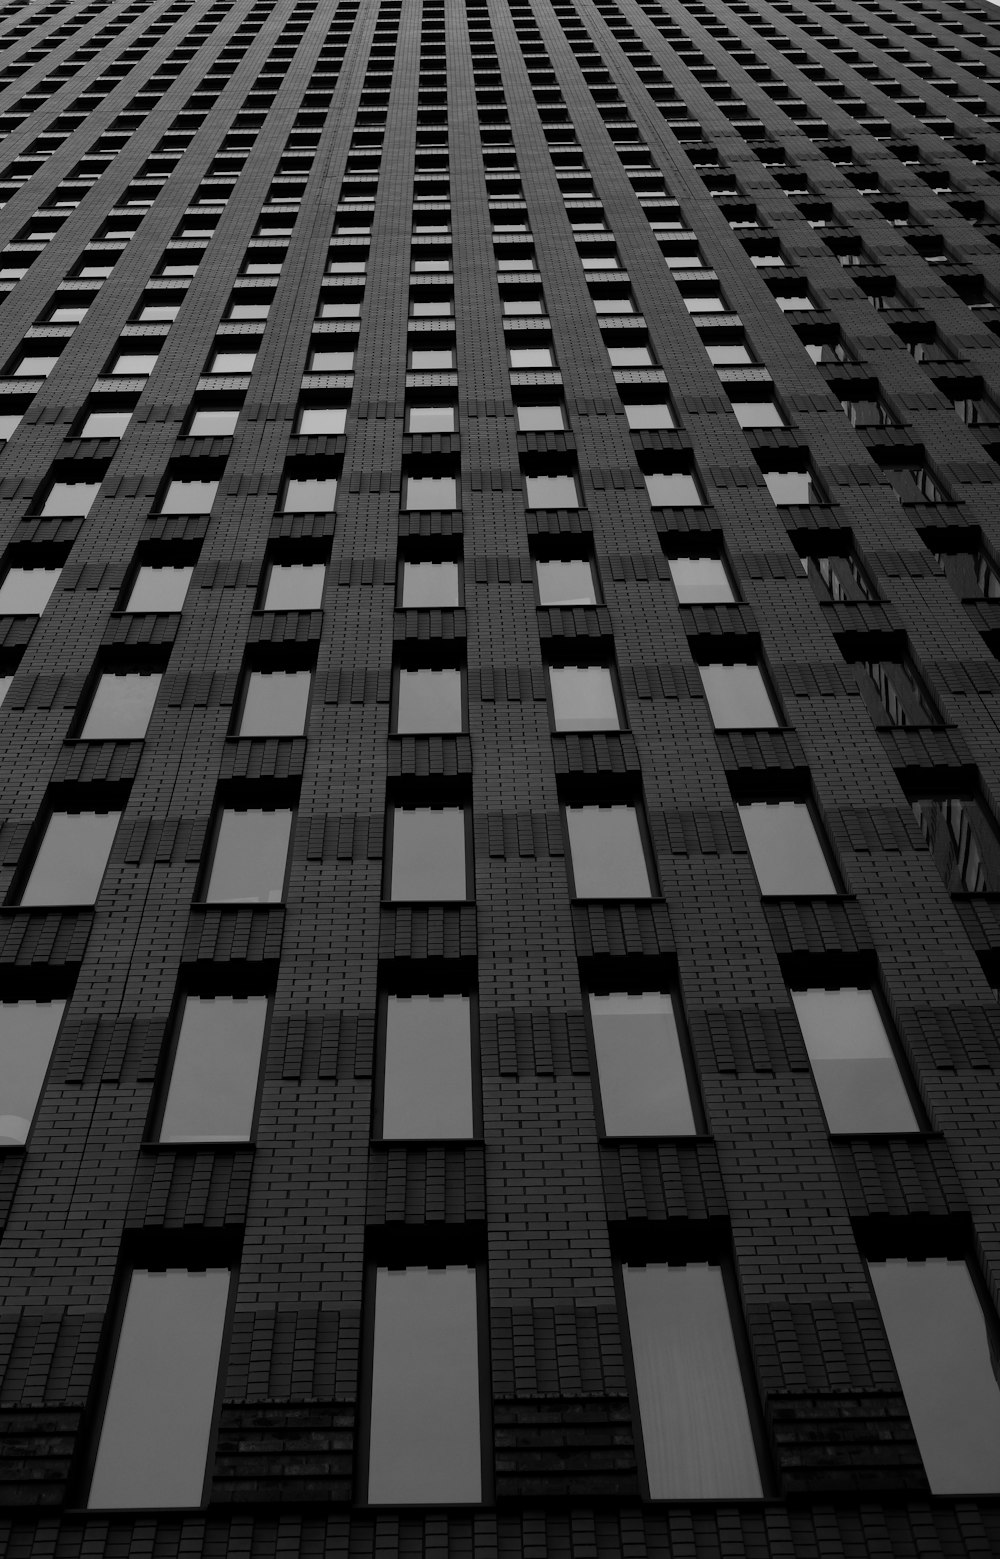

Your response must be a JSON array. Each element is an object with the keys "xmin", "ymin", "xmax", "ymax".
[{"xmin": 1, "ymin": 0, "xmax": 1000, "ymax": 1551}]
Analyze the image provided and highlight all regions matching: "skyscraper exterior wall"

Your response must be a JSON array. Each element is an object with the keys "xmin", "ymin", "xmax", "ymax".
[{"xmin": 3, "ymin": 0, "xmax": 1000, "ymax": 1552}]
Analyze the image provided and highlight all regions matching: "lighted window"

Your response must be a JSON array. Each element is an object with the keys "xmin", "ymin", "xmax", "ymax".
[
  {"xmin": 699, "ymin": 663, "xmax": 779, "ymax": 729},
  {"xmin": 381, "ymin": 993, "xmax": 473, "ymax": 1138},
  {"xmin": 868, "ymin": 1257, "xmax": 1000, "ymax": 1494},
  {"xmin": 297, "ymin": 405, "xmax": 347, "ymax": 435},
  {"xmin": 20, "ymin": 810, "xmax": 121, "ymax": 906},
  {"xmin": 399, "ymin": 560, "xmax": 460, "ymax": 607},
  {"xmin": 158, "ymin": 994, "xmax": 268, "ymax": 1142},
  {"xmin": 204, "ymin": 808, "xmax": 292, "ymax": 903},
  {"xmin": 589, "ymin": 991, "xmax": 696, "ymax": 1136},
  {"xmin": 536, "ymin": 558, "xmax": 597, "ymax": 606},
  {"xmin": 161, "ymin": 479, "xmax": 218, "ymax": 515},
  {"xmin": 367, "ymin": 1265, "xmax": 483, "ymax": 1504},
  {"xmin": 524, "ymin": 473, "xmax": 579, "ymax": 509},
  {"xmin": 738, "ymin": 801, "xmax": 837, "ymax": 895},
  {"xmin": 644, "ymin": 470, "xmax": 703, "ymax": 507},
  {"xmin": 405, "ymin": 475, "xmax": 458, "ymax": 509},
  {"xmin": 237, "ymin": 670, "xmax": 311, "ymax": 737},
  {"xmin": 80, "ymin": 672, "xmax": 161, "ymax": 740},
  {"xmin": 566, "ymin": 805, "xmax": 653, "ymax": 898},
  {"xmin": 262, "ymin": 561, "xmax": 326, "ymax": 610},
  {"xmin": 0, "ymin": 566, "xmax": 60, "ymax": 615},
  {"xmin": 87, "ymin": 1268, "xmax": 232, "ymax": 1508},
  {"xmin": 389, "ymin": 806, "xmax": 468, "ymax": 900},
  {"xmin": 125, "ymin": 566, "xmax": 192, "ymax": 613},
  {"xmin": 395, "ymin": 668, "xmax": 463, "ymax": 733},
  {"xmin": 41, "ymin": 481, "xmax": 100, "ymax": 518},
  {"xmin": 668, "ymin": 555, "xmax": 734, "ymax": 604},
  {"xmin": 283, "ymin": 477, "xmax": 338, "ymax": 513},
  {"xmin": 791, "ymin": 987, "xmax": 918, "ymax": 1133},
  {"xmin": 549, "ymin": 665, "xmax": 619, "ymax": 731},
  {"xmin": 623, "ymin": 1262, "xmax": 763, "ymax": 1499},
  {"xmin": 0, "ymin": 999, "xmax": 65, "ymax": 1145}
]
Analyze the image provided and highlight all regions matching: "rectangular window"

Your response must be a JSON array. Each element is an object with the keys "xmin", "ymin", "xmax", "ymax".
[
  {"xmin": 237, "ymin": 670, "xmax": 311, "ymax": 737},
  {"xmin": 699, "ymin": 663, "xmax": 779, "ymax": 729},
  {"xmin": 623, "ymin": 399, "xmax": 675, "ymax": 430},
  {"xmin": 524, "ymin": 473, "xmax": 579, "ymax": 509},
  {"xmin": 912, "ymin": 794, "xmax": 1000, "ymax": 892},
  {"xmin": 0, "ymin": 565, "xmax": 61, "ymax": 615},
  {"xmin": 399, "ymin": 559, "xmax": 460, "ymax": 608},
  {"xmin": 566, "ymin": 804, "xmax": 653, "ymax": 898},
  {"xmin": 161, "ymin": 479, "xmax": 218, "ymax": 515},
  {"xmin": 394, "ymin": 668, "xmax": 463, "ymax": 733},
  {"xmin": 868, "ymin": 1257, "xmax": 1000, "ymax": 1494},
  {"xmin": 404, "ymin": 475, "xmax": 458, "ymax": 510},
  {"xmin": 297, "ymin": 405, "xmax": 348, "ymax": 435},
  {"xmin": 158, "ymin": 994, "xmax": 268, "ymax": 1142},
  {"xmin": 283, "ymin": 477, "xmax": 337, "ymax": 513},
  {"xmin": 791, "ymin": 987, "xmax": 918, "ymax": 1133},
  {"xmin": 41, "ymin": 481, "xmax": 100, "ymax": 518},
  {"xmin": 858, "ymin": 659, "xmax": 937, "ymax": 727},
  {"xmin": 367, "ymin": 1264, "xmax": 483, "ymax": 1504},
  {"xmin": 516, "ymin": 403, "xmax": 564, "ymax": 431},
  {"xmin": 763, "ymin": 468, "xmax": 815, "ymax": 505},
  {"xmin": 80, "ymin": 672, "xmax": 161, "ymax": 740},
  {"xmin": 381, "ymin": 993, "xmax": 473, "ymax": 1138},
  {"xmin": 20, "ymin": 810, "xmax": 120, "ymax": 906},
  {"xmin": 204, "ymin": 808, "xmax": 292, "ymax": 903},
  {"xmin": 535, "ymin": 557, "xmax": 596, "ymax": 606},
  {"xmin": 188, "ymin": 407, "xmax": 240, "ymax": 437},
  {"xmin": 623, "ymin": 1262, "xmax": 763, "ymax": 1499},
  {"xmin": 262, "ymin": 560, "xmax": 326, "ymax": 610},
  {"xmin": 389, "ymin": 806, "xmax": 468, "ymax": 900},
  {"xmin": 549, "ymin": 664, "xmax": 620, "ymax": 731},
  {"xmin": 644, "ymin": 470, "xmax": 703, "ymax": 508},
  {"xmin": 407, "ymin": 404, "xmax": 455, "ymax": 434},
  {"xmin": 590, "ymin": 991, "xmax": 696, "ymax": 1136},
  {"xmin": 82, "ymin": 410, "xmax": 132, "ymax": 439},
  {"xmin": 87, "ymin": 1267, "xmax": 231, "ymax": 1508},
  {"xmin": 738, "ymin": 801, "xmax": 837, "ymax": 895},
  {"xmin": 668, "ymin": 554, "xmax": 734, "ymax": 604},
  {"xmin": 0, "ymin": 998, "xmax": 65, "ymax": 1144}
]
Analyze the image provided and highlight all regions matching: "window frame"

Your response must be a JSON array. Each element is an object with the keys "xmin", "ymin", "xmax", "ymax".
[
  {"xmin": 373, "ymin": 987, "xmax": 481, "ymax": 1141},
  {"xmin": 585, "ymin": 986, "xmax": 702, "ymax": 1138},
  {"xmin": 396, "ymin": 556, "xmax": 463, "ymax": 610},
  {"xmin": 0, "ymin": 996, "xmax": 68, "ymax": 1149},
  {"xmin": 545, "ymin": 659, "xmax": 624, "ymax": 734},
  {"xmin": 562, "ymin": 801, "xmax": 658, "ymax": 901},
  {"xmin": 391, "ymin": 663, "xmax": 467, "ymax": 736},
  {"xmin": 384, "ymin": 803, "xmax": 473, "ymax": 903},
  {"xmin": 199, "ymin": 805, "xmax": 295, "ymax": 906},
  {"xmin": 151, "ymin": 987, "xmax": 272, "ymax": 1146},
  {"xmin": 737, "ymin": 796, "xmax": 841, "ymax": 897}
]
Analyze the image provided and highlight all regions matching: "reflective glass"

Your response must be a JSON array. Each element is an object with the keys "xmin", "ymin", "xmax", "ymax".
[
  {"xmin": 188, "ymin": 408, "xmax": 239, "ymax": 436},
  {"xmin": 407, "ymin": 405, "xmax": 455, "ymax": 434},
  {"xmin": 82, "ymin": 411, "xmax": 132, "ymax": 438},
  {"xmin": 283, "ymin": 478, "xmax": 337, "ymax": 513},
  {"xmin": 536, "ymin": 559, "xmax": 596, "ymax": 605},
  {"xmin": 405, "ymin": 475, "xmax": 457, "ymax": 510},
  {"xmin": 210, "ymin": 351, "xmax": 256, "ymax": 372},
  {"xmin": 731, "ymin": 399, "xmax": 784, "ymax": 428},
  {"xmin": 113, "ymin": 354, "xmax": 158, "ymax": 375},
  {"xmin": 590, "ymin": 992, "xmax": 695, "ymax": 1136},
  {"xmin": 21, "ymin": 810, "xmax": 121, "ymax": 905},
  {"xmin": 161, "ymin": 480, "xmax": 218, "ymax": 515},
  {"xmin": 869, "ymin": 1258, "xmax": 1000, "ymax": 1494},
  {"xmin": 410, "ymin": 349, "xmax": 454, "ymax": 370},
  {"xmin": 159, "ymin": 995, "xmax": 268, "ymax": 1142},
  {"xmin": 0, "ymin": 414, "xmax": 21, "ymax": 441},
  {"xmin": 699, "ymin": 664, "xmax": 778, "ymax": 729},
  {"xmin": 126, "ymin": 566, "xmax": 192, "ymax": 613},
  {"xmin": 566, "ymin": 805, "xmax": 652, "ymax": 898},
  {"xmin": 516, "ymin": 404, "xmax": 565, "ymax": 431},
  {"xmin": 263, "ymin": 562, "xmax": 325, "ymax": 610},
  {"xmin": 396, "ymin": 668, "xmax": 463, "ymax": 733},
  {"xmin": 509, "ymin": 347, "xmax": 554, "ymax": 368},
  {"xmin": 623, "ymin": 1263, "xmax": 763, "ymax": 1499},
  {"xmin": 525, "ymin": 473, "xmax": 579, "ymax": 509},
  {"xmin": 738, "ymin": 801, "xmax": 837, "ymax": 895},
  {"xmin": 791, "ymin": 987, "xmax": 917, "ymax": 1133},
  {"xmin": 309, "ymin": 350, "xmax": 354, "ymax": 371},
  {"xmin": 764, "ymin": 469, "xmax": 814, "ymax": 505},
  {"xmin": 382, "ymin": 994, "xmax": 473, "ymax": 1137},
  {"xmin": 0, "ymin": 999, "xmax": 65, "ymax": 1144},
  {"xmin": 205, "ymin": 809, "xmax": 292, "ymax": 902},
  {"xmin": 368, "ymin": 1265, "xmax": 481, "ymax": 1504},
  {"xmin": 238, "ymin": 670, "xmax": 311, "ymax": 736},
  {"xmin": 400, "ymin": 560, "xmax": 460, "ymax": 607},
  {"xmin": 0, "ymin": 566, "xmax": 61, "ymax": 615},
  {"xmin": 41, "ymin": 481, "xmax": 100, "ymax": 517},
  {"xmin": 645, "ymin": 471, "xmax": 702, "ymax": 507},
  {"xmin": 705, "ymin": 342, "xmax": 753, "ymax": 365},
  {"xmin": 390, "ymin": 807, "xmax": 467, "ymax": 900},
  {"xmin": 297, "ymin": 406, "xmax": 347, "ymax": 435},
  {"xmin": 911, "ymin": 795, "xmax": 999, "ymax": 893},
  {"xmin": 81, "ymin": 672, "xmax": 161, "ymax": 739},
  {"xmin": 608, "ymin": 346, "xmax": 654, "ymax": 367},
  {"xmin": 87, "ymin": 1268, "xmax": 231, "ymax": 1508},
  {"xmin": 624, "ymin": 401, "xmax": 674, "ymax": 430},
  {"xmin": 549, "ymin": 665, "xmax": 619, "ymax": 731},
  {"xmin": 668, "ymin": 556, "xmax": 734, "ymax": 604}
]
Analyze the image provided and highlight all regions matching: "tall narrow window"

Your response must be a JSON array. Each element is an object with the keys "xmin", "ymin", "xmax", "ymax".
[
  {"xmin": 868, "ymin": 1257, "xmax": 1000, "ymax": 1494},
  {"xmin": 80, "ymin": 672, "xmax": 161, "ymax": 739},
  {"xmin": 367, "ymin": 1264, "xmax": 483, "ymax": 1504},
  {"xmin": 622, "ymin": 1262, "xmax": 763, "ymax": 1499},
  {"xmin": 911, "ymin": 794, "xmax": 1000, "ymax": 892},
  {"xmin": 87, "ymin": 1267, "xmax": 231, "ymax": 1508},
  {"xmin": 738, "ymin": 801, "xmax": 837, "ymax": 895},
  {"xmin": 589, "ymin": 992, "xmax": 696, "ymax": 1136},
  {"xmin": 20, "ymin": 810, "xmax": 120, "ymax": 906},
  {"xmin": 566, "ymin": 805, "xmax": 653, "ymax": 898},
  {"xmin": 236, "ymin": 670, "xmax": 311, "ymax": 737},
  {"xmin": 394, "ymin": 668, "xmax": 464, "ymax": 734},
  {"xmin": 204, "ymin": 808, "xmax": 292, "ymax": 903},
  {"xmin": 388, "ymin": 806, "xmax": 468, "ymax": 900},
  {"xmin": 157, "ymin": 994, "xmax": 268, "ymax": 1142},
  {"xmin": 699, "ymin": 663, "xmax": 779, "ymax": 729},
  {"xmin": 0, "ymin": 998, "xmax": 65, "ymax": 1144},
  {"xmin": 668, "ymin": 554, "xmax": 735, "ymax": 604},
  {"xmin": 381, "ymin": 993, "xmax": 473, "ymax": 1138},
  {"xmin": 549, "ymin": 665, "xmax": 620, "ymax": 731},
  {"xmin": 790, "ymin": 987, "xmax": 918, "ymax": 1133}
]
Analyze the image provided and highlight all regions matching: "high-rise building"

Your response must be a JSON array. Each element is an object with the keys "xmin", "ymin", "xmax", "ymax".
[{"xmin": 3, "ymin": 0, "xmax": 1000, "ymax": 1552}]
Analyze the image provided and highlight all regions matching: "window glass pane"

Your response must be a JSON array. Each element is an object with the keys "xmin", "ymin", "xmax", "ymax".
[
  {"xmin": 510, "ymin": 346, "xmax": 553, "ymax": 368},
  {"xmin": 764, "ymin": 469, "xmax": 813, "ymax": 505},
  {"xmin": 623, "ymin": 1263, "xmax": 763, "ymax": 1499},
  {"xmin": 0, "ymin": 999, "xmax": 65, "ymax": 1145},
  {"xmin": 516, "ymin": 404, "xmax": 564, "ymax": 431},
  {"xmin": 159, "ymin": 995, "xmax": 268, "ymax": 1142},
  {"xmin": 382, "ymin": 994, "xmax": 473, "ymax": 1138},
  {"xmin": 407, "ymin": 405, "xmax": 455, "ymax": 434},
  {"xmin": 87, "ymin": 1268, "xmax": 231, "ymax": 1508},
  {"xmin": 860, "ymin": 660, "xmax": 937, "ymax": 726},
  {"xmin": 668, "ymin": 556, "xmax": 734, "ymax": 604},
  {"xmin": 590, "ymin": 992, "xmax": 695, "ymax": 1136},
  {"xmin": 624, "ymin": 401, "xmax": 674, "ymax": 430},
  {"xmin": 81, "ymin": 672, "xmax": 161, "ymax": 739},
  {"xmin": 706, "ymin": 342, "xmax": 753, "ymax": 365},
  {"xmin": 41, "ymin": 482, "xmax": 100, "ymax": 518},
  {"xmin": 738, "ymin": 801, "xmax": 837, "ymax": 895},
  {"xmin": 263, "ymin": 562, "xmax": 325, "ymax": 610},
  {"xmin": 113, "ymin": 354, "xmax": 159, "ymax": 375},
  {"xmin": 21, "ymin": 811, "xmax": 120, "ymax": 906},
  {"xmin": 0, "ymin": 676, "xmax": 10, "ymax": 708},
  {"xmin": 791, "ymin": 987, "xmax": 917, "ymax": 1133},
  {"xmin": 390, "ymin": 807, "xmax": 467, "ymax": 900},
  {"xmin": 400, "ymin": 560, "xmax": 460, "ymax": 607},
  {"xmin": 188, "ymin": 408, "xmax": 239, "ymax": 436},
  {"xmin": 645, "ymin": 471, "xmax": 702, "ymax": 507},
  {"xmin": 549, "ymin": 665, "xmax": 619, "ymax": 731},
  {"xmin": 126, "ymin": 566, "xmax": 192, "ymax": 613},
  {"xmin": 283, "ymin": 477, "xmax": 337, "ymax": 513},
  {"xmin": 0, "ymin": 414, "xmax": 22, "ymax": 441},
  {"xmin": 732, "ymin": 399, "xmax": 783, "ymax": 428},
  {"xmin": 210, "ymin": 351, "xmax": 256, "ymax": 372},
  {"xmin": 912, "ymin": 795, "xmax": 1000, "ymax": 892},
  {"xmin": 0, "ymin": 566, "xmax": 61, "ymax": 615},
  {"xmin": 536, "ymin": 559, "xmax": 596, "ymax": 605},
  {"xmin": 297, "ymin": 406, "xmax": 347, "ymax": 435},
  {"xmin": 524, "ymin": 473, "xmax": 579, "ymax": 509},
  {"xmin": 868, "ymin": 1258, "xmax": 1000, "ymax": 1494},
  {"xmin": 566, "ymin": 805, "xmax": 652, "ymax": 898},
  {"xmin": 205, "ymin": 809, "xmax": 292, "ymax": 903},
  {"xmin": 82, "ymin": 410, "xmax": 132, "ymax": 438},
  {"xmin": 699, "ymin": 664, "xmax": 778, "ymax": 729},
  {"xmin": 410, "ymin": 349, "xmax": 454, "ymax": 370},
  {"xmin": 395, "ymin": 668, "xmax": 463, "ymax": 733},
  {"xmin": 161, "ymin": 480, "xmax": 218, "ymax": 515},
  {"xmin": 368, "ymin": 1265, "xmax": 481, "ymax": 1504},
  {"xmin": 405, "ymin": 475, "xmax": 458, "ymax": 510},
  {"xmin": 238, "ymin": 670, "xmax": 311, "ymax": 737},
  {"xmin": 608, "ymin": 346, "xmax": 653, "ymax": 367}
]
